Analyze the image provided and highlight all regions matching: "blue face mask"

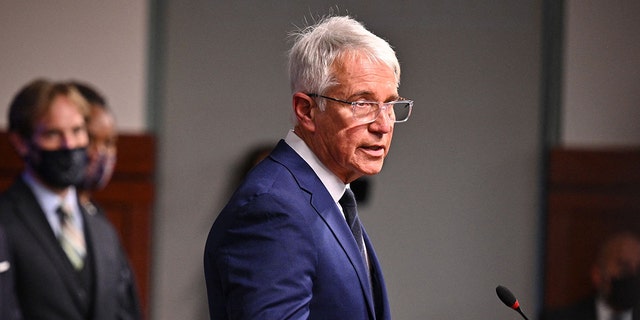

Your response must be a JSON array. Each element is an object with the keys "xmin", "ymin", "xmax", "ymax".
[{"xmin": 28, "ymin": 146, "xmax": 88, "ymax": 189}]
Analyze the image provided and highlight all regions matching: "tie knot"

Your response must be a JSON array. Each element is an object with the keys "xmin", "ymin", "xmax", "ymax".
[
  {"xmin": 56, "ymin": 204, "xmax": 72, "ymax": 222},
  {"xmin": 339, "ymin": 188, "xmax": 357, "ymax": 208}
]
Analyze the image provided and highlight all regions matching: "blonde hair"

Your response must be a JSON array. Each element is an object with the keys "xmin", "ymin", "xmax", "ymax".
[{"xmin": 8, "ymin": 78, "xmax": 89, "ymax": 139}]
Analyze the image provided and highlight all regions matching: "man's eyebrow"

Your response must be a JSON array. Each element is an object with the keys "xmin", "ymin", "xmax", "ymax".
[
  {"xmin": 347, "ymin": 91, "xmax": 399, "ymax": 100},
  {"xmin": 40, "ymin": 128, "xmax": 62, "ymax": 135},
  {"xmin": 346, "ymin": 91, "xmax": 373, "ymax": 99}
]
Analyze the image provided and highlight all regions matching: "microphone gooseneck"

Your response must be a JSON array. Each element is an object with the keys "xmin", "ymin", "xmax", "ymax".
[{"xmin": 496, "ymin": 285, "xmax": 529, "ymax": 320}]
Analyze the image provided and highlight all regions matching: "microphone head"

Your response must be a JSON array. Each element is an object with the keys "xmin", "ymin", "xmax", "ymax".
[{"xmin": 496, "ymin": 285, "xmax": 520, "ymax": 310}]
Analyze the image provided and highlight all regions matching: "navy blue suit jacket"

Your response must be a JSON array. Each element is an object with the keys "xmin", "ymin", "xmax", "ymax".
[{"xmin": 204, "ymin": 140, "xmax": 391, "ymax": 319}]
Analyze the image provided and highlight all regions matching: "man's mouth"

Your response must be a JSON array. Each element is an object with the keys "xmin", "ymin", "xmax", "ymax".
[{"xmin": 360, "ymin": 145, "xmax": 385, "ymax": 156}]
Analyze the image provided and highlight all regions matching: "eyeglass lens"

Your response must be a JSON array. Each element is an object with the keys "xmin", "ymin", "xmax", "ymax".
[
  {"xmin": 392, "ymin": 103, "xmax": 411, "ymax": 122},
  {"xmin": 357, "ymin": 102, "xmax": 412, "ymax": 123}
]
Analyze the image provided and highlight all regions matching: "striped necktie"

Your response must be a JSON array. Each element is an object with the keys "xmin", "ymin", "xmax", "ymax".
[{"xmin": 56, "ymin": 204, "xmax": 86, "ymax": 270}]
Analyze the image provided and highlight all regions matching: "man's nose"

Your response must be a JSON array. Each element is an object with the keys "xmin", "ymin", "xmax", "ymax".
[{"xmin": 369, "ymin": 106, "xmax": 392, "ymax": 132}]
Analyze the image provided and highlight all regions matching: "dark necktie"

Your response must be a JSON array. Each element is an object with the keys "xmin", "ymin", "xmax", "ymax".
[
  {"xmin": 339, "ymin": 188, "xmax": 367, "ymax": 266},
  {"xmin": 56, "ymin": 204, "xmax": 86, "ymax": 270}
]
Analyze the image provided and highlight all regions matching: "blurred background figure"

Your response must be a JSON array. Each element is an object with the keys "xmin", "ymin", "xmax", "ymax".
[
  {"xmin": 70, "ymin": 81, "xmax": 118, "ymax": 210},
  {"xmin": 0, "ymin": 79, "xmax": 141, "ymax": 319},
  {"xmin": 541, "ymin": 232, "xmax": 640, "ymax": 320}
]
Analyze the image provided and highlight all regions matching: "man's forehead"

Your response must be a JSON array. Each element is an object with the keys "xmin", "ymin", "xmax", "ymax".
[{"xmin": 605, "ymin": 239, "xmax": 640, "ymax": 263}]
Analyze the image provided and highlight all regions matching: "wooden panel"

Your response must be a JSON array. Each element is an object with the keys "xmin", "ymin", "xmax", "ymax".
[
  {"xmin": 0, "ymin": 131, "xmax": 154, "ymax": 317},
  {"xmin": 544, "ymin": 147, "xmax": 640, "ymax": 308}
]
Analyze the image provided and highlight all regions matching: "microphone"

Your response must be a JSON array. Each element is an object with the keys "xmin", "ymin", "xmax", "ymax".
[{"xmin": 496, "ymin": 285, "xmax": 529, "ymax": 320}]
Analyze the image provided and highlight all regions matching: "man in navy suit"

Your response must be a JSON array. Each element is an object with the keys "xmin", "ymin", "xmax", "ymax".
[{"xmin": 204, "ymin": 15, "xmax": 413, "ymax": 319}]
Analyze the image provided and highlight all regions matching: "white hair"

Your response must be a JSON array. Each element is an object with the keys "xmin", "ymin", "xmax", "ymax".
[{"xmin": 288, "ymin": 15, "xmax": 400, "ymax": 111}]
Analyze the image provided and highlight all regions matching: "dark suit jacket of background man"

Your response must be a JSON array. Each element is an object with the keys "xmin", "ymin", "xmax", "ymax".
[
  {"xmin": 0, "ymin": 225, "xmax": 21, "ymax": 319},
  {"xmin": 0, "ymin": 177, "xmax": 141, "ymax": 320},
  {"xmin": 205, "ymin": 140, "xmax": 391, "ymax": 319}
]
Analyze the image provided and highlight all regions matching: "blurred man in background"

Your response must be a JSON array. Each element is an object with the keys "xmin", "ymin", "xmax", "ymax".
[
  {"xmin": 542, "ymin": 232, "xmax": 640, "ymax": 320},
  {"xmin": 0, "ymin": 79, "xmax": 141, "ymax": 320},
  {"xmin": 70, "ymin": 81, "xmax": 118, "ymax": 212}
]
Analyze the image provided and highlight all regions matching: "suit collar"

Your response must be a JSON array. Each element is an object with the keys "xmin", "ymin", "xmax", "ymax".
[
  {"xmin": 270, "ymin": 140, "xmax": 343, "ymax": 217},
  {"xmin": 283, "ymin": 131, "xmax": 346, "ymax": 202},
  {"xmin": 6, "ymin": 178, "xmax": 60, "ymax": 245}
]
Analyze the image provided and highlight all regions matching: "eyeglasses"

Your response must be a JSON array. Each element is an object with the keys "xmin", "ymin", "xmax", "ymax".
[{"xmin": 308, "ymin": 94, "xmax": 413, "ymax": 123}]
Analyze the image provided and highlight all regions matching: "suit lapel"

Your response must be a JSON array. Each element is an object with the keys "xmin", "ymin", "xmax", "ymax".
[
  {"xmin": 363, "ymin": 230, "xmax": 391, "ymax": 320},
  {"xmin": 7, "ymin": 179, "xmax": 87, "ymax": 306},
  {"xmin": 319, "ymin": 203, "xmax": 376, "ymax": 308},
  {"xmin": 83, "ymin": 207, "xmax": 109, "ymax": 313},
  {"xmin": 270, "ymin": 141, "xmax": 377, "ymax": 317},
  {"xmin": 10, "ymin": 180, "xmax": 72, "ymax": 271}
]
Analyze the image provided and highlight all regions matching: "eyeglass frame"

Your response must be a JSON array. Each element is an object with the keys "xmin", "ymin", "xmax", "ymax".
[{"xmin": 307, "ymin": 93, "xmax": 413, "ymax": 124}]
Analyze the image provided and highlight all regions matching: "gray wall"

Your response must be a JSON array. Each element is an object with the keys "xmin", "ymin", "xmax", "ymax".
[
  {"xmin": 562, "ymin": 0, "xmax": 640, "ymax": 146},
  {"xmin": 153, "ymin": 2, "xmax": 542, "ymax": 319},
  {"xmin": 0, "ymin": 1, "xmax": 148, "ymax": 132}
]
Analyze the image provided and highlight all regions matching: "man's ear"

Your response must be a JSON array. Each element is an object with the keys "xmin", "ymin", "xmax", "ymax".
[
  {"xmin": 8, "ymin": 132, "xmax": 29, "ymax": 158},
  {"xmin": 591, "ymin": 264, "xmax": 603, "ymax": 289},
  {"xmin": 293, "ymin": 92, "xmax": 316, "ymax": 132}
]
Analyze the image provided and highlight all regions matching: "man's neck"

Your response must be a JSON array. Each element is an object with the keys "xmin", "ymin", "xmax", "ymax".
[{"xmin": 25, "ymin": 167, "xmax": 70, "ymax": 197}]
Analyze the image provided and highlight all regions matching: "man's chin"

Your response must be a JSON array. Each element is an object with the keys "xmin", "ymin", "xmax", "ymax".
[{"xmin": 358, "ymin": 163, "xmax": 384, "ymax": 176}]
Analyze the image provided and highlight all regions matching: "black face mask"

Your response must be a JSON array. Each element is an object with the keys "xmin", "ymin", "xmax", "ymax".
[
  {"xmin": 27, "ymin": 146, "xmax": 88, "ymax": 189},
  {"xmin": 606, "ymin": 272, "xmax": 640, "ymax": 310}
]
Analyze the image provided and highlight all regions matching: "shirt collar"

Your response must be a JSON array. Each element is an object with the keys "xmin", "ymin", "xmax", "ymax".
[
  {"xmin": 284, "ymin": 130, "xmax": 347, "ymax": 204},
  {"xmin": 596, "ymin": 296, "xmax": 633, "ymax": 320}
]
